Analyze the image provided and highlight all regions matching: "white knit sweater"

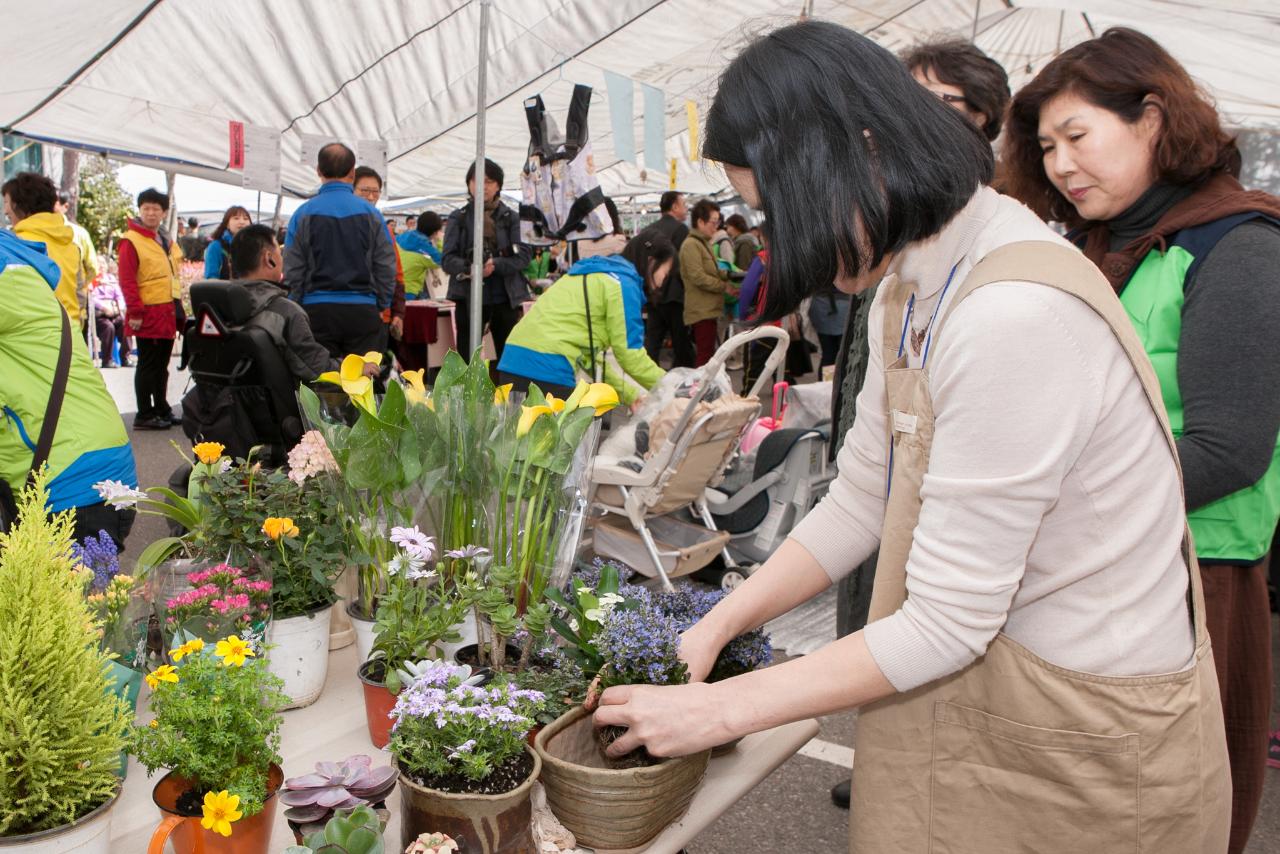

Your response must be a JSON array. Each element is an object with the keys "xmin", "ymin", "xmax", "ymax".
[{"xmin": 789, "ymin": 187, "xmax": 1195, "ymax": 692}]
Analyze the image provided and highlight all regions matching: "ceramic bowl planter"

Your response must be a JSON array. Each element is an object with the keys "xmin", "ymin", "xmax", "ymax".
[
  {"xmin": 357, "ymin": 659, "xmax": 398, "ymax": 749},
  {"xmin": 534, "ymin": 706, "xmax": 709, "ymax": 850},
  {"xmin": 348, "ymin": 602, "xmax": 376, "ymax": 666},
  {"xmin": 267, "ymin": 603, "xmax": 333, "ymax": 709},
  {"xmin": 0, "ymin": 786, "xmax": 119, "ymax": 853},
  {"xmin": 397, "ymin": 747, "xmax": 541, "ymax": 854},
  {"xmin": 147, "ymin": 764, "xmax": 284, "ymax": 854}
]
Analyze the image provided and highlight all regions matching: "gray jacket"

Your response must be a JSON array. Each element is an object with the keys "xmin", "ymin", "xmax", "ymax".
[{"xmin": 239, "ymin": 279, "xmax": 337, "ymax": 382}]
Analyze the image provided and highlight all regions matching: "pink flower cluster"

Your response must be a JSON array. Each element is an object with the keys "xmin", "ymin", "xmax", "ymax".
[
  {"xmin": 166, "ymin": 584, "xmax": 220, "ymax": 612},
  {"xmin": 287, "ymin": 430, "xmax": 339, "ymax": 485},
  {"xmin": 186, "ymin": 564, "xmax": 243, "ymax": 586},
  {"xmin": 210, "ymin": 593, "xmax": 251, "ymax": 614}
]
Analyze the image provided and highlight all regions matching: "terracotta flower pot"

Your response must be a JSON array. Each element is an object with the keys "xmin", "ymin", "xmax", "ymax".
[
  {"xmin": 0, "ymin": 785, "xmax": 119, "ymax": 852},
  {"xmin": 397, "ymin": 746, "xmax": 541, "ymax": 854},
  {"xmin": 534, "ymin": 706, "xmax": 709, "ymax": 850},
  {"xmin": 147, "ymin": 764, "xmax": 283, "ymax": 854},
  {"xmin": 358, "ymin": 659, "xmax": 398, "ymax": 749}
]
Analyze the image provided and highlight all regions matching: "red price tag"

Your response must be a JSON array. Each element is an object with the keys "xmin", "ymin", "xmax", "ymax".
[{"xmin": 228, "ymin": 121, "xmax": 245, "ymax": 169}]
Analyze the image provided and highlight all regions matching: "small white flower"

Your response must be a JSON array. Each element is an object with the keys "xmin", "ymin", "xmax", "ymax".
[
  {"xmin": 405, "ymin": 564, "xmax": 437, "ymax": 582},
  {"xmin": 93, "ymin": 480, "xmax": 148, "ymax": 507},
  {"xmin": 567, "ymin": 617, "xmax": 579, "ymax": 632},
  {"xmin": 387, "ymin": 553, "xmax": 426, "ymax": 577},
  {"xmin": 584, "ymin": 608, "xmax": 605, "ymax": 623},
  {"xmin": 218, "ymin": 458, "xmax": 233, "ymax": 474},
  {"xmin": 598, "ymin": 592, "xmax": 625, "ymax": 608}
]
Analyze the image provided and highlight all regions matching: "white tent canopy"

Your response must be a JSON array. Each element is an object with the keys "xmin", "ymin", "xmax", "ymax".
[{"xmin": 4, "ymin": 0, "xmax": 1278, "ymax": 200}]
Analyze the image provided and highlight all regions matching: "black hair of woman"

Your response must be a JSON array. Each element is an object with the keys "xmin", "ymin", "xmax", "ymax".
[
  {"xmin": 703, "ymin": 20, "xmax": 993, "ymax": 320},
  {"xmin": 622, "ymin": 229, "xmax": 676, "ymax": 291},
  {"xmin": 211, "ymin": 205, "xmax": 253, "ymax": 242}
]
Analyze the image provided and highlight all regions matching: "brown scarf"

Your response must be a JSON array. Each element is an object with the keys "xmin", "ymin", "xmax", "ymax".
[
  {"xmin": 1078, "ymin": 172, "xmax": 1280, "ymax": 292},
  {"xmin": 482, "ymin": 196, "xmax": 499, "ymax": 255}
]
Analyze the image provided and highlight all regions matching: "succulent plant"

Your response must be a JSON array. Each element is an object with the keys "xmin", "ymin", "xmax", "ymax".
[
  {"xmin": 284, "ymin": 805, "xmax": 385, "ymax": 854},
  {"xmin": 281, "ymin": 755, "xmax": 398, "ymax": 827}
]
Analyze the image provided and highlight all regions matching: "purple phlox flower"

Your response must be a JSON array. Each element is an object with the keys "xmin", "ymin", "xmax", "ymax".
[
  {"xmin": 444, "ymin": 544, "xmax": 490, "ymax": 561},
  {"xmin": 390, "ymin": 526, "xmax": 436, "ymax": 561}
]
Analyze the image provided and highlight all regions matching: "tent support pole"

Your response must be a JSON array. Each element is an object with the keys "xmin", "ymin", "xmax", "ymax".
[
  {"xmin": 469, "ymin": 0, "xmax": 492, "ymax": 360},
  {"xmin": 971, "ymin": 0, "xmax": 981, "ymax": 41}
]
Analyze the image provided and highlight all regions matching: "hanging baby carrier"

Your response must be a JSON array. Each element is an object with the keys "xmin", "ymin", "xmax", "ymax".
[{"xmin": 519, "ymin": 84, "xmax": 611, "ymax": 246}]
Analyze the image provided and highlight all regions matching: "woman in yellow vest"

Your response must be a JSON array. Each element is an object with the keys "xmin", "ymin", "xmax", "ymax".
[
  {"xmin": 1003, "ymin": 29, "xmax": 1280, "ymax": 854},
  {"xmin": 119, "ymin": 188, "xmax": 185, "ymax": 431},
  {"xmin": 590, "ymin": 22, "xmax": 1230, "ymax": 853}
]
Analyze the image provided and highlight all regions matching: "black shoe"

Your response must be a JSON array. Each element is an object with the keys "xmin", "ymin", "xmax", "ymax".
[
  {"xmin": 132, "ymin": 415, "xmax": 170, "ymax": 430},
  {"xmin": 831, "ymin": 779, "xmax": 851, "ymax": 809}
]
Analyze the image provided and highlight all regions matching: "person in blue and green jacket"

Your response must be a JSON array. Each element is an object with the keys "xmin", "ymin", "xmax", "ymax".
[
  {"xmin": 397, "ymin": 210, "xmax": 443, "ymax": 299},
  {"xmin": 497, "ymin": 232, "xmax": 674, "ymax": 406},
  {"xmin": 0, "ymin": 229, "xmax": 137, "ymax": 546}
]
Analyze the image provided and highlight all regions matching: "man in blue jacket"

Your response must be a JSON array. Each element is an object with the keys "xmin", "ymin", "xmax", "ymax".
[{"xmin": 284, "ymin": 142, "xmax": 398, "ymax": 359}]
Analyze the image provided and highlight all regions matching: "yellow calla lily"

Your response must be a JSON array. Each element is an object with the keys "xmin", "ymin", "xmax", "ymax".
[
  {"xmin": 517, "ymin": 404, "xmax": 553, "ymax": 437},
  {"xmin": 360, "ymin": 351, "xmax": 384, "ymax": 366},
  {"xmin": 546, "ymin": 394, "xmax": 566, "ymax": 413},
  {"xmin": 564, "ymin": 382, "xmax": 589, "ymax": 411},
  {"xmin": 338, "ymin": 354, "xmax": 376, "ymax": 414},
  {"xmin": 494, "ymin": 383, "xmax": 513, "ymax": 404},
  {"xmin": 316, "ymin": 370, "xmax": 340, "ymax": 385},
  {"xmin": 402, "ymin": 369, "xmax": 429, "ymax": 407},
  {"xmin": 578, "ymin": 383, "xmax": 620, "ymax": 416}
]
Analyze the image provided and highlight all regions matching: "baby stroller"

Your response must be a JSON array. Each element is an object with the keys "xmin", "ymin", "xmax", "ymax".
[
  {"xmin": 693, "ymin": 380, "xmax": 835, "ymax": 588},
  {"xmin": 588, "ymin": 327, "xmax": 789, "ymax": 590}
]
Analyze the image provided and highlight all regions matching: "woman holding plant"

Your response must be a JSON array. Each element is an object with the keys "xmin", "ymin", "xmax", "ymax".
[{"xmin": 593, "ymin": 22, "xmax": 1229, "ymax": 854}]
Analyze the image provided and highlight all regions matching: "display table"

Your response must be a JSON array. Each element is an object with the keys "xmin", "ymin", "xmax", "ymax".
[{"xmin": 109, "ymin": 642, "xmax": 818, "ymax": 852}]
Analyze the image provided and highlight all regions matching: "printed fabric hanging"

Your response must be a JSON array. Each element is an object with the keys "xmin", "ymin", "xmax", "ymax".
[{"xmin": 519, "ymin": 84, "xmax": 612, "ymax": 247}]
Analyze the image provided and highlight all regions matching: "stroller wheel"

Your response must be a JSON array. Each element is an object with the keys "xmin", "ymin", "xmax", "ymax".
[{"xmin": 719, "ymin": 567, "xmax": 752, "ymax": 591}]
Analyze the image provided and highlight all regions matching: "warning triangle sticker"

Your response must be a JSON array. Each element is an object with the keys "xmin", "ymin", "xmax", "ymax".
[{"xmin": 199, "ymin": 313, "xmax": 223, "ymax": 337}]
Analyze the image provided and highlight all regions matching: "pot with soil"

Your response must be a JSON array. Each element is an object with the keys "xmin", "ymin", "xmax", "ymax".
[
  {"xmin": 534, "ymin": 706, "xmax": 710, "ymax": 850},
  {"xmin": 397, "ymin": 748, "xmax": 541, "ymax": 854},
  {"xmin": 146, "ymin": 764, "xmax": 284, "ymax": 854},
  {"xmin": 389, "ymin": 661, "xmax": 547, "ymax": 854},
  {"xmin": 267, "ymin": 603, "xmax": 333, "ymax": 709},
  {"xmin": 452, "ymin": 641, "xmax": 521, "ymax": 670},
  {"xmin": 348, "ymin": 601, "xmax": 376, "ymax": 665},
  {"xmin": 0, "ymin": 786, "xmax": 120, "ymax": 853},
  {"xmin": 358, "ymin": 659, "xmax": 398, "ymax": 749}
]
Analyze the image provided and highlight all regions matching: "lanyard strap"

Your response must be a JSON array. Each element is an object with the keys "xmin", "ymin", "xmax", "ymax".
[{"xmin": 896, "ymin": 263, "xmax": 960, "ymax": 366}]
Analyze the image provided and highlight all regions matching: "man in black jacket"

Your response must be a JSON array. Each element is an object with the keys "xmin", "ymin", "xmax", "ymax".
[
  {"xmin": 441, "ymin": 158, "xmax": 531, "ymax": 363},
  {"xmin": 643, "ymin": 191, "xmax": 696, "ymax": 368}
]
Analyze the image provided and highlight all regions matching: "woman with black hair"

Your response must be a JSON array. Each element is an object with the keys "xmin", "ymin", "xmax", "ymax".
[
  {"xmin": 202, "ymin": 205, "xmax": 252, "ymax": 279},
  {"xmin": 495, "ymin": 232, "xmax": 670, "ymax": 404},
  {"xmin": 590, "ymin": 21, "xmax": 1228, "ymax": 851}
]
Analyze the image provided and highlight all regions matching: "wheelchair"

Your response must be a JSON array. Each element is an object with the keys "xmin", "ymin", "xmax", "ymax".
[{"xmin": 178, "ymin": 281, "xmax": 305, "ymax": 466}]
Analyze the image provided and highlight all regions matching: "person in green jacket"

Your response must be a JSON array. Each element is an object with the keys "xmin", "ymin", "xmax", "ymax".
[
  {"xmin": 397, "ymin": 211, "xmax": 444, "ymax": 299},
  {"xmin": 680, "ymin": 199, "xmax": 731, "ymax": 366},
  {"xmin": 497, "ymin": 233, "xmax": 675, "ymax": 406},
  {"xmin": 0, "ymin": 229, "xmax": 137, "ymax": 545}
]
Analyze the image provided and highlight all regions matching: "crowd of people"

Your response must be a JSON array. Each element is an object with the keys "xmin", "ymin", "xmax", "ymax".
[{"xmin": 2, "ymin": 18, "xmax": 1278, "ymax": 853}]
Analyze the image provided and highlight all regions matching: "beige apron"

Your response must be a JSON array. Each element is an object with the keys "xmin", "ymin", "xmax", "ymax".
[{"xmin": 850, "ymin": 241, "xmax": 1230, "ymax": 854}]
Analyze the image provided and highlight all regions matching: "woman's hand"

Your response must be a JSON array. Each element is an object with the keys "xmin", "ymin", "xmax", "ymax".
[
  {"xmin": 678, "ymin": 622, "xmax": 724, "ymax": 683},
  {"xmin": 592, "ymin": 681, "xmax": 733, "ymax": 758}
]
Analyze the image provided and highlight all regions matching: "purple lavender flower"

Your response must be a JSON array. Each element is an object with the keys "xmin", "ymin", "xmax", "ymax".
[{"xmin": 70, "ymin": 530, "xmax": 121, "ymax": 592}]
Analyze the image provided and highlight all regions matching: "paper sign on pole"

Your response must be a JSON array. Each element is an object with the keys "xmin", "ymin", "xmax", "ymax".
[
  {"xmin": 228, "ymin": 121, "xmax": 245, "ymax": 169},
  {"xmin": 685, "ymin": 100, "xmax": 699, "ymax": 162},
  {"xmin": 298, "ymin": 132, "xmax": 332, "ymax": 168},
  {"xmin": 669, "ymin": 157, "xmax": 678, "ymax": 190},
  {"xmin": 357, "ymin": 139, "xmax": 389, "ymax": 189},
  {"xmin": 241, "ymin": 124, "xmax": 281, "ymax": 193}
]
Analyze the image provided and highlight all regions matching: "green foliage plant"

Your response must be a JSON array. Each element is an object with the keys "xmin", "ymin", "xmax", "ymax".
[
  {"xmin": 131, "ymin": 634, "xmax": 287, "ymax": 818},
  {"xmin": 201, "ymin": 458, "xmax": 346, "ymax": 618},
  {"xmin": 76, "ymin": 155, "xmax": 133, "ymax": 251},
  {"xmin": 0, "ymin": 474, "xmax": 130, "ymax": 837},
  {"xmin": 283, "ymin": 805, "xmax": 386, "ymax": 854}
]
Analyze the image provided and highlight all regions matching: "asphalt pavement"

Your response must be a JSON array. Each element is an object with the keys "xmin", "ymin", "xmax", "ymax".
[{"xmin": 102, "ymin": 357, "xmax": 1280, "ymax": 854}]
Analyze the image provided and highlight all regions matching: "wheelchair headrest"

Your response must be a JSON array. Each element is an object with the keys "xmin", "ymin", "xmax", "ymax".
[{"xmin": 190, "ymin": 280, "xmax": 255, "ymax": 326}]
